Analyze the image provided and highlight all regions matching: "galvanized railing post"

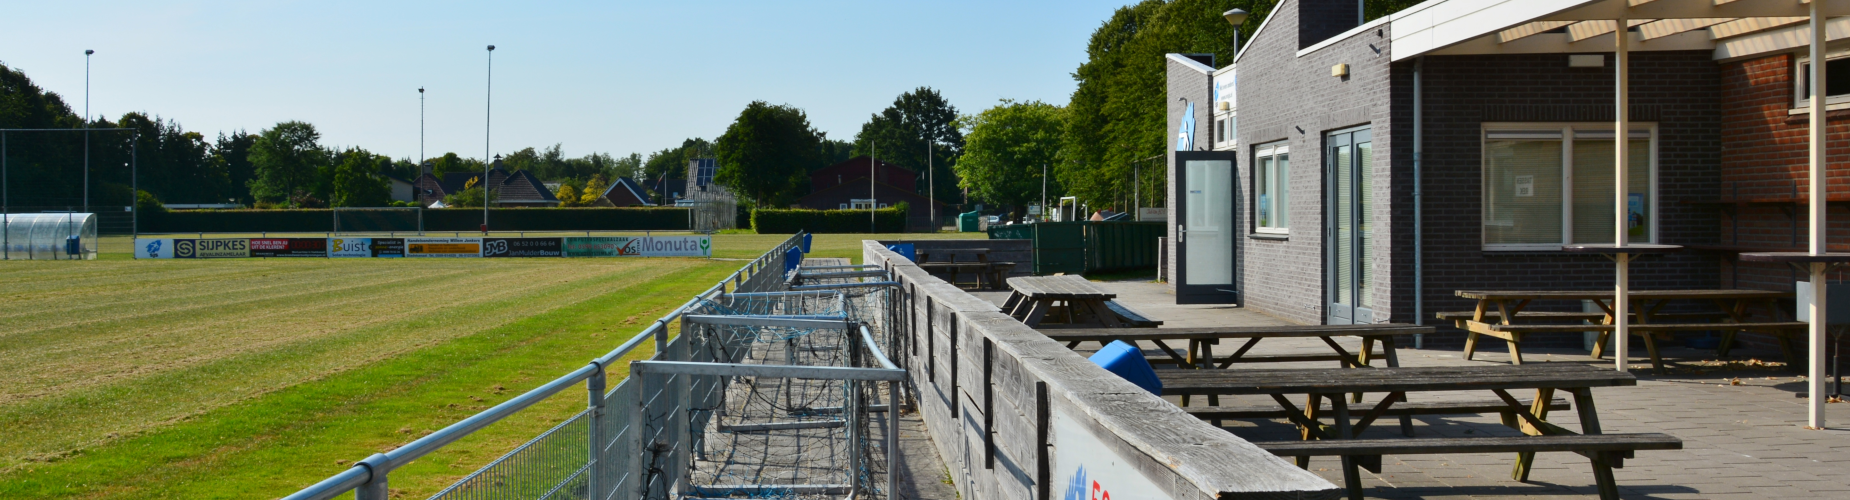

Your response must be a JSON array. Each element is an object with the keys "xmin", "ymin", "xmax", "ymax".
[
  {"xmin": 587, "ymin": 361, "xmax": 607, "ymax": 500},
  {"xmin": 354, "ymin": 453, "xmax": 391, "ymax": 500}
]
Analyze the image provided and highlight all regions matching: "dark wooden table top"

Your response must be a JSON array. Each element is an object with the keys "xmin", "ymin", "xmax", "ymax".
[
  {"xmin": 1038, "ymin": 324, "xmax": 1431, "ymax": 341},
  {"xmin": 1006, "ymin": 275, "xmax": 1115, "ymax": 300},
  {"xmin": 1456, "ymin": 289, "xmax": 1793, "ymax": 301},
  {"xmin": 1738, "ymin": 251, "xmax": 1850, "ymax": 263},
  {"xmin": 1559, "ymin": 243, "xmax": 1684, "ymax": 254},
  {"xmin": 1157, "ymin": 364, "xmax": 1637, "ymax": 396}
]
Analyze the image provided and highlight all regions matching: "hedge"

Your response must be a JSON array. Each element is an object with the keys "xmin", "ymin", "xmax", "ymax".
[
  {"xmin": 145, "ymin": 207, "xmax": 691, "ymax": 233},
  {"xmin": 751, "ymin": 207, "xmax": 907, "ymax": 234}
]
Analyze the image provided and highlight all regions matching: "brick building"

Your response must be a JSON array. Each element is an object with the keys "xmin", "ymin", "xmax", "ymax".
[
  {"xmin": 413, "ymin": 156, "xmax": 561, "ymax": 208},
  {"xmin": 1165, "ymin": 0, "xmax": 1850, "ymax": 349},
  {"xmin": 797, "ymin": 156, "xmax": 947, "ymax": 231}
]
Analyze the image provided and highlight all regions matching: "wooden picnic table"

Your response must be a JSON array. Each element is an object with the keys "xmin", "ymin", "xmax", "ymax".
[
  {"xmin": 1158, "ymin": 364, "xmax": 1671, "ymax": 500},
  {"xmin": 1450, "ymin": 289, "xmax": 1802, "ymax": 372},
  {"xmin": 917, "ymin": 248, "xmax": 1013, "ymax": 290},
  {"xmin": 1002, "ymin": 275, "xmax": 1158, "ymax": 328}
]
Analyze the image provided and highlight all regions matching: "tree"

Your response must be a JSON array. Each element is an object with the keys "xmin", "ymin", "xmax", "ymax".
[
  {"xmin": 714, "ymin": 101, "xmax": 821, "ymax": 208},
  {"xmin": 555, "ymin": 185, "xmax": 582, "ymax": 207},
  {"xmin": 611, "ymin": 152, "xmax": 643, "ymax": 180},
  {"xmin": 444, "ymin": 177, "xmax": 496, "ymax": 207},
  {"xmin": 248, "ymin": 121, "xmax": 325, "ymax": 207},
  {"xmin": 215, "ymin": 131, "xmax": 259, "ymax": 204},
  {"xmin": 851, "ymin": 87, "xmax": 964, "ymax": 202},
  {"xmin": 331, "ymin": 148, "xmax": 391, "ymax": 207},
  {"xmin": 431, "ymin": 152, "xmax": 480, "ymax": 177},
  {"xmin": 580, "ymin": 175, "xmax": 609, "ymax": 206},
  {"xmin": 955, "ymin": 100, "xmax": 1064, "ymax": 217},
  {"xmin": 643, "ymin": 138, "xmax": 713, "ymax": 182}
]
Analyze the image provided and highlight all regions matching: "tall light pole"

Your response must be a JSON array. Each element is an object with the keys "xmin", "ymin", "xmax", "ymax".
[
  {"xmin": 84, "ymin": 49, "xmax": 93, "ymax": 214},
  {"xmin": 926, "ymin": 136, "xmax": 934, "ymax": 231},
  {"xmin": 870, "ymin": 142, "xmax": 877, "ymax": 233},
  {"xmin": 484, "ymin": 45, "xmax": 495, "ymax": 233},
  {"xmin": 1222, "ymin": 9, "xmax": 1249, "ymax": 56},
  {"xmin": 418, "ymin": 87, "xmax": 425, "ymax": 166}
]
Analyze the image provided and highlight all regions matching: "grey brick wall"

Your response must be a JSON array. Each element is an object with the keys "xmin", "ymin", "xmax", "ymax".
[
  {"xmin": 1166, "ymin": 55, "xmax": 1213, "ymax": 292},
  {"xmin": 1234, "ymin": 0, "xmax": 1392, "ymax": 325},
  {"xmin": 1408, "ymin": 51, "xmax": 1724, "ymax": 348}
]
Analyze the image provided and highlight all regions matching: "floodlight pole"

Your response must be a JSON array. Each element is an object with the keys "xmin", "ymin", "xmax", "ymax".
[
  {"xmin": 3, "ymin": 132, "xmax": 7, "ymax": 260},
  {"xmin": 131, "ymin": 139, "xmax": 137, "ymax": 240},
  {"xmin": 484, "ymin": 45, "xmax": 495, "ymax": 234},
  {"xmin": 419, "ymin": 87, "xmax": 425, "ymax": 165},
  {"xmin": 84, "ymin": 49, "xmax": 93, "ymax": 215},
  {"xmin": 871, "ymin": 143, "xmax": 877, "ymax": 234},
  {"xmin": 927, "ymin": 137, "xmax": 934, "ymax": 231}
]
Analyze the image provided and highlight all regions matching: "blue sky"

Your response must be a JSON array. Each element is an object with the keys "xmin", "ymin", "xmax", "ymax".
[{"xmin": 2, "ymin": 1, "xmax": 1130, "ymax": 162}]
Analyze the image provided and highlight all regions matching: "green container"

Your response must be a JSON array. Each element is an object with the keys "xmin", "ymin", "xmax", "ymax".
[
  {"xmin": 957, "ymin": 211, "xmax": 982, "ymax": 232},
  {"xmin": 984, "ymin": 220, "xmax": 1164, "ymax": 275}
]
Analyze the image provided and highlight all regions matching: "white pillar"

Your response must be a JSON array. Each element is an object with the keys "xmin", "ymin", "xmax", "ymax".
[
  {"xmin": 1614, "ymin": 16, "xmax": 1631, "ymax": 372},
  {"xmin": 1808, "ymin": 0, "xmax": 1829, "ymax": 429}
]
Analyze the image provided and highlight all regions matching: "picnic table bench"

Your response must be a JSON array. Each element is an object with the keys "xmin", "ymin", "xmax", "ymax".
[
  {"xmin": 916, "ymin": 247, "xmax": 1014, "ymax": 290},
  {"xmin": 1002, "ymin": 276, "xmax": 1160, "ymax": 328},
  {"xmin": 1452, "ymin": 289, "xmax": 1802, "ymax": 373},
  {"xmin": 1157, "ymin": 364, "xmax": 1679, "ymax": 500}
]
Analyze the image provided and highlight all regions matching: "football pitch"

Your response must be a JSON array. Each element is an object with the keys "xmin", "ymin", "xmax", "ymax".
[{"xmin": 0, "ymin": 232, "xmax": 975, "ymax": 499}]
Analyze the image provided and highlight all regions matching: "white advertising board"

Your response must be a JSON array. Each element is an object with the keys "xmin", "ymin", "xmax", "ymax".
[
  {"xmin": 406, "ymin": 237, "xmax": 482, "ymax": 258},
  {"xmin": 1136, "ymin": 208, "xmax": 1166, "ymax": 222},
  {"xmin": 627, "ymin": 236, "xmax": 711, "ymax": 257},
  {"xmin": 329, "ymin": 238, "xmax": 372, "ymax": 258},
  {"xmin": 135, "ymin": 238, "xmax": 175, "ymax": 259},
  {"xmin": 1052, "ymin": 406, "xmax": 1172, "ymax": 500}
]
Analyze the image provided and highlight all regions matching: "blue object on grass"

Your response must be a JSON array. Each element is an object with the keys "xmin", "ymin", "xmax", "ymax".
[
  {"xmin": 785, "ymin": 247, "xmax": 804, "ymax": 274},
  {"xmin": 800, "ymin": 232, "xmax": 813, "ymax": 253},
  {"xmin": 886, "ymin": 243, "xmax": 916, "ymax": 262},
  {"xmin": 1088, "ymin": 340, "xmax": 1162, "ymax": 395}
]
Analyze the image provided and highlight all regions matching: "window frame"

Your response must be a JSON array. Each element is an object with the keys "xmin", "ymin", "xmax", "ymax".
[
  {"xmin": 1794, "ymin": 51, "xmax": 1850, "ymax": 112},
  {"xmin": 1252, "ymin": 140, "xmax": 1290, "ymax": 235},
  {"xmin": 1213, "ymin": 110, "xmax": 1238, "ymax": 150},
  {"xmin": 1479, "ymin": 122, "xmax": 1659, "ymax": 251}
]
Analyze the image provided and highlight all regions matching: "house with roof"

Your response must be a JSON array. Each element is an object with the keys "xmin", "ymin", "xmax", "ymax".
[
  {"xmin": 796, "ymin": 155, "xmax": 946, "ymax": 231},
  {"xmin": 1163, "ymin": 0, "xmax": 1850, "ymax": 351},
  {"xmin": 412, "ymin": 156, "xmax": 560, "ymax": 208},
  {"xmin": 594, "ymin": 177, "xmax": 657, "ymax": 207}
]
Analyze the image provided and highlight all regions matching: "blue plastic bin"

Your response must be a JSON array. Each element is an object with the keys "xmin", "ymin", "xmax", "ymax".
[
  {"xmin": 1088, "ymin": 340, "xmax": 1162, "ymax": 395},
  {"xmin": 885, "ymin": 243, "xmax": 916, "ymax": 262}
]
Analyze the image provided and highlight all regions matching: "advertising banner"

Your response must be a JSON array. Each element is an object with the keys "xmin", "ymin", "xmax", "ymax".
[
  {"xmin": 135, "ymin": 238, "xmax": 175, "ymax": 259},
  {"xmin": 483, "ymin": 238, "xmax": 563, "ymax": 258},
  {"xmin": 330, "ymin": 238, "xmax": 406, "ymax": 258},
  {"xmin": 250, "ymin": 238, "xmax": 328, "ymax": 258},
  {"xmin": 1052, "ymin": 406, "xmax": 1172, "ymax": 500},
  {"xmin": 174, "ymin": 238, "xmax": 250, "ymax": 259},
  {"xmin": 406, "ymin": 237, "xmax": 481, "ymax": 258},
  {"xmin": 563, "ymin": 237, "xmax": 629, "ymax": 257},
  {"xmin": 629, "ymin": 236, "xmax": 711, "ymax": 257}
]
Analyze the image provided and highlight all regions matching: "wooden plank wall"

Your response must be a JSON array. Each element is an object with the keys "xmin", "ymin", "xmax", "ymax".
[
  {"xmin": 879, "ymin": 239, "xmax": 1034, "ymax": 277},
  {"xmin": 863, "ymin": 242, "xmax": 1340, "ymax": 500}
]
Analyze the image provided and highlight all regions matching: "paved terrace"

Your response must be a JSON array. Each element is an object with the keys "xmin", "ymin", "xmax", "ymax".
[{"xmin": 972, "ymin": 281, "xmax": 1850, "ymax": 500}]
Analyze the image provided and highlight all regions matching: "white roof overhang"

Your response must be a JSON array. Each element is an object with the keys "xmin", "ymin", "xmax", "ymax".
[{"xmin": 1390, "ymin": 0, "xmax": 1850, "ymax": 62}]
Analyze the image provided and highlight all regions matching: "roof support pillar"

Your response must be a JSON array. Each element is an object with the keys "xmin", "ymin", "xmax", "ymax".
[
  {"xmin": 1807, "ymin": 0, "xmax": 1830, "ymax": 430},
  {"xmin": 1613, "ymin": 12, "xmax": 1632, "ymax": 373}
]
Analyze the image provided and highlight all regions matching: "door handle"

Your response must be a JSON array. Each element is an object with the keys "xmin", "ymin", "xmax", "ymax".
[{"xmin": 1176, "ymin": 224, "xmax": 1185, "ymax": 243}]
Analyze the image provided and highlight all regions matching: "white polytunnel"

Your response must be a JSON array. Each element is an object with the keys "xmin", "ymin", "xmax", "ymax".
[{"xmin": 1, "ymin": 213, "xmax": 98, "ymax": 260}]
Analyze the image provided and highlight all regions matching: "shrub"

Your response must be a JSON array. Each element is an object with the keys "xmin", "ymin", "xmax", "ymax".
[{"xmin": 751, "ymin": 207, "xmax": 906, "ymax": 234}]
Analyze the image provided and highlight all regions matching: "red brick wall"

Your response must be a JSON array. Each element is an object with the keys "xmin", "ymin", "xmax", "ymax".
[{"xmin": 1718, "ymin": 54, "xmax": 1850, "ymax": 291}]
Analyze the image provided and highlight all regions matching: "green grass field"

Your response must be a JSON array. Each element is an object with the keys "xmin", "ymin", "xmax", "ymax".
[{"xmin": 0, "ymin": 232, "xmax": 979, "ymax": 499}]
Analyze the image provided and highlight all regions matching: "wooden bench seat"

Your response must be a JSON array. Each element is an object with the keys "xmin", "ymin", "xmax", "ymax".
[
  {"xmin": 1463, "ymin": 320, "xmax": 1809, "ymax": 373},
  {"xmin": 1103, "ymin": 300, "xmax": 1162, "ymax": 327},
  {"xmin": 1257, "ymin": 433, "xmax": 1681, "ymax": 500},
  {"xmin": 1436, "ymin": 311, "xmax": 1732, "ymax": 323},
  {"xmin": 1145, "ymin": 350, "xmax": 1386, "ymax": 365},
  {"xmin": 1180, "ymin": 397, "xmax": 1569, "ymax": 420}
]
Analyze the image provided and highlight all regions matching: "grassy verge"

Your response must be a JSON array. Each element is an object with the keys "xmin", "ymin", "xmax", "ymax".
[{"xmin": 0, "ymin": 259, "xmax": 737, "ymax": 499}]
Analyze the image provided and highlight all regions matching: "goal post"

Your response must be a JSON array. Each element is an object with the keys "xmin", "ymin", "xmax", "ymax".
[{"xmin": 332, "ymin": 207, "xmax": 423, "ymax": 235}]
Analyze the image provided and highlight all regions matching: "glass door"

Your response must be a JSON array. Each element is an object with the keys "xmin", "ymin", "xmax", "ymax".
[
  {"xmin": 1325, "ymin": 127, "xmax": 1372, "ymax": 324},
  {"xmin": 1175, "ymin": 151, "xmax": 1239, "ymax": 304}
]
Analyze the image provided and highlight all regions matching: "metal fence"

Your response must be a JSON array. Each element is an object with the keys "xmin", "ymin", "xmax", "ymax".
[{"xmin": 283, "ymin": 232, "xmax": 808, "ymax": 500}]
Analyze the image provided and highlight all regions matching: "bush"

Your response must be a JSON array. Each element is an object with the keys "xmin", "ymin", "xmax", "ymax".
[
  {"xmin": 146, "ymin": 207, "xmax": 691, "ymax": 233},
  {"xmin": 751, "ymin": 207, "xmax": 907, "ymax": 234}
]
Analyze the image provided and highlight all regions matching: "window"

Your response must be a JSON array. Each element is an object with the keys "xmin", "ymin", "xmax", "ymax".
[
  {"xmin": 1797, "ymin": 54, "xmax": 1850, "ymax": 109},
  {"xmin": 1213, "ymin": 113, "xmax": 1238, "ymax": 150},
  {"xmin": 1253, "ymin": 141, "xmax": 1289, "ymax": 233},
  {"xmin": 1481, "ymin": 124, "xmax": 1655, "ymax": 250}
]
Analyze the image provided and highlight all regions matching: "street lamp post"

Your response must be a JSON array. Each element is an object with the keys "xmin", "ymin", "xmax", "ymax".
[
  {"xmin": 1222, "ymin": 9, "xmax": 1249, "ymax": 56},
  {"xmin": 484, "ymin": 45, "xmax": 495, "ymax": 234},
  {"xmin": 419, "ymin": 87, "xmax": 425, "ymax": 166},
  {"xmin": 84, "ymin": 49, "xmax": 93, "ymax": 215}
]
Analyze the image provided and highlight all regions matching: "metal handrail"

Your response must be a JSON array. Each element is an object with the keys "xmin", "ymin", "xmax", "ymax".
[{"xmin": 283, "ymin": 232, "xmax": 806, "ymax": 500}]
